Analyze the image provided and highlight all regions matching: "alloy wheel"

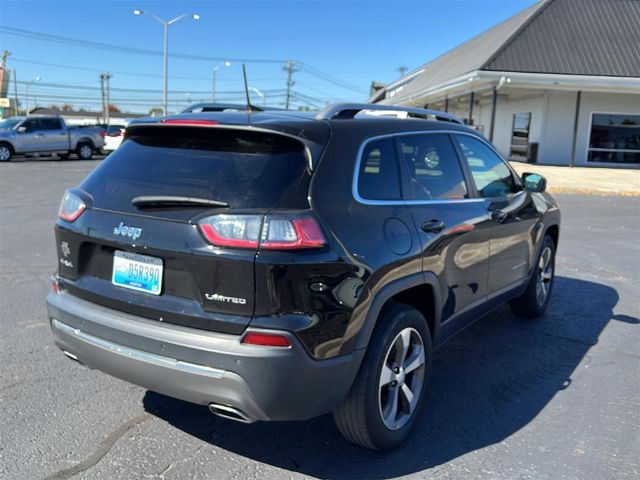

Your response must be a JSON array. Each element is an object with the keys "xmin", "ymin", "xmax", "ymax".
[
  {"xmin": 79, "ymin": 145, "xmax": 92, "ymax": 159},
  {"xmin": 536, "ymin": 246, "xmax": 553, "ymax": 305},
  {"xmin": 378, "ymin": 327, "xmax": 426, "ymax": 430},
  {"xmin": 0, "ymin": 146, "xmax": 10, "ymax": 161}
]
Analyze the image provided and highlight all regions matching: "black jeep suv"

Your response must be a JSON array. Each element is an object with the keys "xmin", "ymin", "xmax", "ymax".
[{"xmin": 47, "ymin": 103, "xmax": 560, "ymax": 450}]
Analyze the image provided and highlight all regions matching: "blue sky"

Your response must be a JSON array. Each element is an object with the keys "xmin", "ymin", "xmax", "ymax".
[{"xmin": 0, "ymin": 0, "xmax": 537, "ymax": 113}]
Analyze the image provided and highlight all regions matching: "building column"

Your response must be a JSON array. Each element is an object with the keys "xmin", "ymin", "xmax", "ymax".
[
  {"xmin": 468, "ymin": 91, "xmax": 474, "ymax": 125},
  {"xmin": 489, "ymin": 87, "xmax": 498, "ymax": 142},
  {"xmin": 570, "ymin": 91, "xmax": 582, "ymax": 167},
  {"xmin": 444, "ymin": 97, "xmax": 449, "ymax": 113}
]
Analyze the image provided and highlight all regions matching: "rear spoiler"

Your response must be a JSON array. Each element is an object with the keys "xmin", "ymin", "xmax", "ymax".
[{"xmin": 123, "ymin": 122, "xmax": 327, "ymax": 171}]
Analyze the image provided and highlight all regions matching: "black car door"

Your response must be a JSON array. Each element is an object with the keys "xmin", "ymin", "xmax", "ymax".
[
  {"xmin": 452, "ymin": 134, "xmax": 541, "ymax": 294},
  {"xmin": 399, "ymin": 132, "xmax": 493, "ymax": 337}
]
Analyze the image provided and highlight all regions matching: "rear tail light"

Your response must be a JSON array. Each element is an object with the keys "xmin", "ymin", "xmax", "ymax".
[
  {"xmin": 198, "ymin": 214, "xmax": 326, "ymax": 250},
  {"xmin": 51, "ymin": 278, "xmax": 61, "ymax": 294},
  {"xmin": 242, "ymin": 331, "xmax": 292, "ymax": 347},
  {"xmin": 99, "ymin": 130, "xmax": 106, "ymax": 138},
  {"xmin": 58, "ymin": 190, "xmax": 86, "ymax": 222}
]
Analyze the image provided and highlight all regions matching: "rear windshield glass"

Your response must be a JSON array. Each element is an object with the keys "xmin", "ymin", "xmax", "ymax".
[{"xmin": 81, "ymin": 127, "xmax": 311, "ymax": 215}]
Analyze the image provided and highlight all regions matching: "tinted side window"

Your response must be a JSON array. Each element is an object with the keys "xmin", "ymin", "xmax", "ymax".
[
  {"xmin": 41, "ymin": 118, "xmax": 62, "ymax": 130},
  {"xmin": 454, "ymin": 135, "xmax": 516, "ymax": 198},
  {"xmin": 22, "ymin": 119, "xmax": 40, "ymax": 132},
  {"xmin": 357, "ymin": 138, "xmax": 401, "ymax": 200},
  {"xmin": 399, "ymin": 134, "xmax": 468, "ymax": 200}
]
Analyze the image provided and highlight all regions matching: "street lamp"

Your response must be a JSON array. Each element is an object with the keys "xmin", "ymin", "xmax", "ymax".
[
  {"xmin": 212, "ymin": 61, "xmax": 231, "ymax": 102},
  {"xmin": 133, "ymin": 9, "xmax": 200, "ymax": 116},
  {"xmin": 25, "ymin": 76, "xmax": 41, "ymax": 114}
]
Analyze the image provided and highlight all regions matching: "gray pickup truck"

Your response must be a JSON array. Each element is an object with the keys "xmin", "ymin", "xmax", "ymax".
[{"xmin": 0, "ymin": 116, "xmax": 105, "ymax": 162}]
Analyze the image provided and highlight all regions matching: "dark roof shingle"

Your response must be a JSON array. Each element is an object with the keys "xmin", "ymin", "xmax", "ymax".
[
  {"xmin": 485, "ymin": 0, "xmax": 640, "ymax": 77},
  {"xmin": 379, "ymin": 0, "xmax": 640, "ymax": 103}
]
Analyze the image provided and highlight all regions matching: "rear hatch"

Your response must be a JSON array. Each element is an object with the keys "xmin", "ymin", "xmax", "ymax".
[{"xmin": 55, "ymin": 124, "xmax": 318, "ymax": 334}]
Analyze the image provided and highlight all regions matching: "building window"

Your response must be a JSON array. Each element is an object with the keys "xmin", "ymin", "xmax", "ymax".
[
  {"xmin": 588, "ymin": 113, "xmax": 640, "ymax": 164},
  {"xmin": 509, "ymin": 112, "xmax": 531, "ymax": 161}
]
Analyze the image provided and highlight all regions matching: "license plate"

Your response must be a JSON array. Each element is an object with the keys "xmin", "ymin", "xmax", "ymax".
[{"xmin": 112, "ymin": 250, "xmax": 163, "ymax": 295}]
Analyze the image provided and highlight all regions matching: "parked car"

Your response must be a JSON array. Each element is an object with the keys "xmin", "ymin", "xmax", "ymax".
[
  {"xmin": 0, "ymin": 115, "xmax": 105, "ymax": 161},
  {"xmin": 47, "ymin": 103, "xmax": 560, "ymax": 450},
  {"xmin": 103, "ymin": 124, "xmax": 127, "ymax": 152}
]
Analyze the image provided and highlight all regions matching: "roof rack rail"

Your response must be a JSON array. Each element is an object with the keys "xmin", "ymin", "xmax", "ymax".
[{"xmin": 316, "ymin": 103, "xmax": 464, "ymax": 125}]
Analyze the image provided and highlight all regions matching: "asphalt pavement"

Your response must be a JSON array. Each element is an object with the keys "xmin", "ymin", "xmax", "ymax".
[{"xmin": 1, "ymin": 159, "xmax": 639, "ymax": 480}]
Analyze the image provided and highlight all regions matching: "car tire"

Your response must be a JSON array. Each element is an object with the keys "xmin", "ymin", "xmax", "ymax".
[
  {"xmin": 0, "ymin": 143, "xmax": 13, "ymax": 162},
  {"xmin": 76, "ymin": 143, "xmax": 93, "ymax": 160},
  {"xmin": 509, "ymin": 234, "xmax": 556, "ymax": 318},
  {"xmin": 333, "ymin": 302, "xmax": 432, "ymax": 450}
]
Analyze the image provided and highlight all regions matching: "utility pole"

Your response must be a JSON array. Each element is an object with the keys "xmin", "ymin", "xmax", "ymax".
[
  {"xmin": 283, "ymin": 60, "xmax": 298, "ymax": 110},
  {"xmin": 105, "ymin": 73, "xmax": 112, "ymax": 123},
  {"xmin": 13, "ymin": 68, "xmax": 18, "ymax": 115},
  {"xmin": 99, "ymin": 73, "xmax": 106, "ymax": 123}
]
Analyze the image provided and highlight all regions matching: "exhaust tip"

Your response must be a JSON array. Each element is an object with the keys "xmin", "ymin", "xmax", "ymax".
[
  {"xmin": 62, "ymin": 350, "xmax": 79, "ymax": 362},
  {"xmin": 208, "ymin": 403, "xmax": 254, "ymax": 423}
]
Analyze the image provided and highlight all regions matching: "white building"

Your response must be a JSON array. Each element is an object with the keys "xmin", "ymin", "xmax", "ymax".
[{"xmin": 371, "ymin": 0, "xmax": 640, "ymax": 167}]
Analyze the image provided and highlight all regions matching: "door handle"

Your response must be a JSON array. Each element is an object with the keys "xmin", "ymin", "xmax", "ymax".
[
  {"xmin": 59, "ymin": 132, "xmax": 67, "ymax": 136},
  {"xmin": 35, "ymin": 134, "xmax": 44, "ymax": 138},
  {"xmin": 421, "ymin": 219, "xmax": 445, "ymax": 233}
]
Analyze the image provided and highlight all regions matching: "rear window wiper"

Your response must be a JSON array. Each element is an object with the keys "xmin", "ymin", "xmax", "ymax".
[{"xmin": 132, "ymin": 195, "xmax": 229, "ymax": 208}]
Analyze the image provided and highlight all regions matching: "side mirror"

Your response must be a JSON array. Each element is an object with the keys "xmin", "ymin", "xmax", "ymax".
[
  {"xmin": 522, "ymin": 172, "xmax": 546, "ymax": 193},
  {"xmin": 16, "ymin": 126, "xmax": 27, "ymax": 134}
]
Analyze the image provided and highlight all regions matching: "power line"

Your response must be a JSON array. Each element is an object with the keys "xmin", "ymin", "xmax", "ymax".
[
  {"xmin": 298, "ymin": 63, "xmax": 367, "ymax": 94},
  {"xmin": 11, "ymin": 58, "xmax": 286, "ymax": 84},
  {"xmin": 15, "ymin": 80, "xmax": 286, "ymax": 96},
  {"xmin": 0, "ymin": 26, "xmax": 289, "ymax": 64},
  {"xmin": 3, "ymin": 28, "xmax": 367, "ymax": 94}
]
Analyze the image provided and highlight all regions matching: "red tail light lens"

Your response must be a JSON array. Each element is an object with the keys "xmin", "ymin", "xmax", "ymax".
[
  {"xmin": 242, "ymin": 332, "xmax": 292, "ymax": 347},
  {"xmin": 198, "ymin": 214, "xmax": 326, "ymax": 250},
  {"xmin": 261, "ymin": 217, "xmax": 326, "ymax": 250},
  {"xmin": 99, "ymin": 130, "xmax": 106, "ymax": 138},
  {"xmin": 58, "ymin": 190, "xmax": 86, "ymax": 222},
  {"xmin": 199, "ymin": 214, "xmax": 262, "ymax": 248}
]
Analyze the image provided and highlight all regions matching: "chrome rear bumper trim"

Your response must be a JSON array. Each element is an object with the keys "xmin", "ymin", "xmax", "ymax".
[{"xmin": 51, "ymin": 318, "xmax": 225, "ymax": 379}]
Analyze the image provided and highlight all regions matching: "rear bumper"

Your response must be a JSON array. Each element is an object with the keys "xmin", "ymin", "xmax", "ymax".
[{"xmin": 47, "ymin": 290, "xmax": 364, "ymax": 422}]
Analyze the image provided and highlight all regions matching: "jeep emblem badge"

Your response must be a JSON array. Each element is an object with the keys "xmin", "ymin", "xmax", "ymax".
[{"xmin": 113, "ymin": 221, "xmax": 142, "ymax": 241}]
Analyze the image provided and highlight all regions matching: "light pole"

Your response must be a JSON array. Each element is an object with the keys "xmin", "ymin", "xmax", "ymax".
[
  {"xmin": 25, "ymin": 76, "xmax": 40, "ymax": 114},
  {"xmin": 133, "ymin": 9, "xmax": 200, "ymax": 116},
  {"xmin": 212, "ymin": 61, "xmax": 231, "ymax": 102}
]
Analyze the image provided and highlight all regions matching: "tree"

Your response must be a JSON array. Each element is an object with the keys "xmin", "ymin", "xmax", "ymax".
[
  {"xmin": 148, "ymin": 107, "xmax": 163, "ymax": 116},
  {"xmin": 107, "ymin": 104, "xmax": 120, "ymax": 113},
  {"xmin": 61, "ymin": 103, "xmax": 74, "ymax": 112}
]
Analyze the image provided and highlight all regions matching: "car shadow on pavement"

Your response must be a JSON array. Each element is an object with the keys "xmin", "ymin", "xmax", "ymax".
[{"xmin": 143, "ymin": 276, "xmax": 638, "ymax": 479}]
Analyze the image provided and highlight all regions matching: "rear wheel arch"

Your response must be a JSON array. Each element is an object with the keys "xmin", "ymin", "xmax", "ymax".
[
  {"xmin": 545, "ymin": 224, "xmax": 559, "ymax": 248},
  {"xmin": 76, "ymin": 137, "xmax": 94, "ymax": 149},
  {"xmin": 355, "ymin": 272, "xmax": 442, "ymax": 352}
]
